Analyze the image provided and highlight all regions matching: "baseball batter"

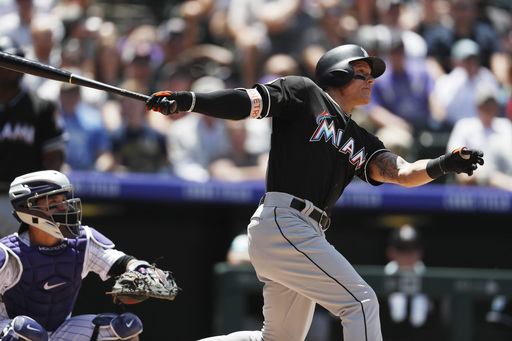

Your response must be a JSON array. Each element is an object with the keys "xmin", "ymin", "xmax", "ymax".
[{"xmin": 147, "ymin": 44, "xmax": 484, "ymax": 341}]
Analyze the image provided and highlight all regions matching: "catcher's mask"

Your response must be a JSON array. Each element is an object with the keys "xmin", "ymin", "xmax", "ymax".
[
  {"xmin": 315, "ymin": 44, "xmax": 386, "ymax": 89},
  {"xmin": 9, "ymin": 170, "xmax": 82, "ymax": 239}
]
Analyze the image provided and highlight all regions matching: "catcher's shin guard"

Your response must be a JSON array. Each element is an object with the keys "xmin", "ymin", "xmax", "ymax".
[{"xmin": 1, "ymin": 316, "xmax": 48, "ymax": 341}]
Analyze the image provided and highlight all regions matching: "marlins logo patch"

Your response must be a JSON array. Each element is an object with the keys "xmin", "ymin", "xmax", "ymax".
[{"xmin": 310, "ymin": 111, "xmax": 366, "ymax": 169}]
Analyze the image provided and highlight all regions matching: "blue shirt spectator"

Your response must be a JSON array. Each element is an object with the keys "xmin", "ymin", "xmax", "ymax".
[
  {"xmin": 369, "ymin": 57, "xmax": 434, "ymax": 135},
  {"xmin": 59, "ymin": 83, "xmax": 113, "ymax": 171}
]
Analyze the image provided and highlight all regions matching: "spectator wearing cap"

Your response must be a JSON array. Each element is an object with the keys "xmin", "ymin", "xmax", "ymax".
[
  {"xmin": 298, "ymin": 0, "xmax": 354, "ymax": 79},
  {"xmin": 109, "ymin": 79, "xmax": 169, "ymax": 173},
  {"xmin": 58, "ymin": 72, "xmax": 114, "ymax": 172},
  {"xmin": 226, "ymin": 0, "xmax": 314, "ymax": 87},
  {"xmin": 151, "ymin": 17, "xmax": 188, "ymax": 93},
  {"xmin": 93, "ymin": 21, "xmax": 123, "ymax": 92},
  {"xmin": 384, "ymin": 224, "xmax": 425, "ymax": 276},
  {"xmin": 120, "ymin": 25, "xmax": 164, "ymax": 92},
  {"xmin": 165, "ymin": 76, "xmax": 230, "ymax": 182},
  {"xmin": 22, "ymin": 14, "xmax": 64, "ymax": 92},
  {"xmin": 365, "ymin": 33, "xmax": 436, "ymax": 161},
  {"xmin": 430, "ymin": 38, "xmax": 501, "ymax": 129},
  {"xmin": 421, "ymin": 0, "xmax": 505, "ymax": 81},
  {"xmin": 380, "ymin": 225, "xmax": 450, "ymax": 341},
  {"xmin": 447, "ymin": 85, "xmax": 512, "ymax": 188},
  {"xmin": 208, "ymin": 119, "xmax": 269, "ymax": 182}
]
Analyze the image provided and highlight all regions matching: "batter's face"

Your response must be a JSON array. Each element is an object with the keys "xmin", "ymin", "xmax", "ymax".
[{"xmin": 342, "ymin": 61, "xmax": 375, "ymax": 106}]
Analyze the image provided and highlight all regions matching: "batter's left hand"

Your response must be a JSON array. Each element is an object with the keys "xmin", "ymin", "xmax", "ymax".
[
  {"xmin": 146, "ymin": 91, "xmax": 179, "ymax": 115},
  {"xmin": 444, "ymin": 147, "xmax": 484, "ymax": 176}
]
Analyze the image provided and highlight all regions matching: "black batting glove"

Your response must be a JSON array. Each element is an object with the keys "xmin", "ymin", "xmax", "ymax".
[
  {"xmin": 426, "ymin": 147, "xmax": 484, "ymax": 179},
  {"xmin": 443, "ymin": 147, "xmax": 484, "ymax": 175},
  {"xmin": 146, "ymin": 91, "xmax": 179, "ymax": 115}
]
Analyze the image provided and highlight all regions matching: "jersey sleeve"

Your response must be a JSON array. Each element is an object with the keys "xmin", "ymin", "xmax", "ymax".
[
  {"xmin": 82, "ymin": 226, "xmax": 125, "ymax": 281},
  {"xmin": 357, "ymin": 129, "xmax": 389, "ymax": 186},
  {"xmin": 253, "ymin": 76, "xmax": 313, "ymax": 120}
]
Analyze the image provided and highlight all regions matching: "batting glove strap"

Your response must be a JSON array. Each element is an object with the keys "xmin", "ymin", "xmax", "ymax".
[{"xmin": 427, "ymin": 147, "xmax": 484, "ymax": 179}]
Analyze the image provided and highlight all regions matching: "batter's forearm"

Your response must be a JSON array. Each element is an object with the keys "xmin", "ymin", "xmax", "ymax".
[
  {"xmin": 175, "ymin": 89, "xmax": 252, "ymax": 120},
  {"xmin": 369, "ymin": 152, "xmax": 434, "ymax": 187},
  {"xmin": 396, "ymin": 159, "xmax": 436, "ymax": 187}
]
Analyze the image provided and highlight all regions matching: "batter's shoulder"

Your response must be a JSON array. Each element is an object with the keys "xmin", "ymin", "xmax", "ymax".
[
  {"xmin": 280, "ymin": 75, "xmax": 319, "ymax": 89},
  {"xmin": 270, "ymin": 76, "xmax": 323, "ymax": 99}
]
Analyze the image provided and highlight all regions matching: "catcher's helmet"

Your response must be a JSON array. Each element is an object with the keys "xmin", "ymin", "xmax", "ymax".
[
  {"xmin": 9, "ymin": 170, "xmax": 82, "ymax": 239},
  {"xmin": 0, "ymin": 36, "xmax": 25, "ymax": 57},
  {"xmin": 315, "ymin": 44, "xmax": 386, "ymax": 89}
]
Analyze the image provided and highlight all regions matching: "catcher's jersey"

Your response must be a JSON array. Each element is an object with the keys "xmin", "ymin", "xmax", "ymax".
[
  {"xmin": 0, "ymin": 226, "xmax": 125, "ymax": 331},
  {"xmin": 254, "ymin": 76, "xmax": 388, "ymax": 214},
  {"xmin": 0, "ymin": 88, "xmax": 67, "ymax": 183}
]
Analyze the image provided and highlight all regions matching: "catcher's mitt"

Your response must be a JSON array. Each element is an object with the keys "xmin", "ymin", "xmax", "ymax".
[{"xmin": 109, "ymin": 262, "xmax": 180, "ymax": 305}]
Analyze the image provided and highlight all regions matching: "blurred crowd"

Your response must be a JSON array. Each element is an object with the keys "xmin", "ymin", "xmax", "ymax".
[{"xmin": 1, "ymin": 0, "xmax": 512, "ymax": 190}]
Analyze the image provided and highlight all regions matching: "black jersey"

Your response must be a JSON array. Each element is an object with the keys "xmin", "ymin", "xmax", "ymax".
[
  {"xmin": 254, "ymin": 76, "xmax": 388, "ymax": 214},
  {"xmin": 0, "ymin": 89, "xmax": 66, "ymax": 183}
]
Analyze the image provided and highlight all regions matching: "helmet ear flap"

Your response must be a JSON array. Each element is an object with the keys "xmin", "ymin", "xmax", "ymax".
[
  {"xmin": 12, "ymin": 211, "xmax": 22, "ymax": 223},
  {"xmin": 330, "ymin": 69, "xmax": 351, "ymax": 85}
]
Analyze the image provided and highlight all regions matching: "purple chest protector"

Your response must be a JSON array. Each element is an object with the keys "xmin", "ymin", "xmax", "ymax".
[{"xmin": 0, "ymin": 230, "xmax": 87, "ymax": 332}]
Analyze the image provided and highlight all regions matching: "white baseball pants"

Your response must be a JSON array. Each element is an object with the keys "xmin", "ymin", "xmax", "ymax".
[{"xmin": 200, "ymin": 192, "xmax": 382, "ymax": 341}]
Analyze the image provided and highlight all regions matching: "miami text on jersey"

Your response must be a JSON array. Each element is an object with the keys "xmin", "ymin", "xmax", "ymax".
[
  {"xmin": 310, "ymin": 111, "xmax": 365, "ymax": 169},
  {"xmin": 0, "ymin": 122, "xmax": 35, "ymax": 144}
]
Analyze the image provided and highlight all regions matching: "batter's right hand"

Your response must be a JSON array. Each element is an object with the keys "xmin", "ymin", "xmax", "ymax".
[{"xmin": 146, "ymin": 91, "xmax": 179, "ymax": 115}]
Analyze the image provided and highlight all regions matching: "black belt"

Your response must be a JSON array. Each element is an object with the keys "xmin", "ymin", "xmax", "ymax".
[{"xmin": 260, "ymin": 195, "xmax": 331, "ymax": 230}]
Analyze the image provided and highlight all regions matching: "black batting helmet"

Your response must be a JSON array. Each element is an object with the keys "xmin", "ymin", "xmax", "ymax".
[
  {"xmin": 315, "ymin": 44, "xmax": 386, "ymax": 89},
  {"xmin": 0, "ymin": 36, "xmax": 25, "ymax": 57}
]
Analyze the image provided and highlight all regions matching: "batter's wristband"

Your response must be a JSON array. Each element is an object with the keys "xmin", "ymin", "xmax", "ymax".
[
  {"xmin": 175, "ymin": 91, "xmax": 194, "ymax": 112},
  {"xmin": 426, "ymin": 156, "xmax": 447, "ymax": 179},
  {"xmin": 188, "ymin": 92, "xmax": 196, "ymax": 112}
]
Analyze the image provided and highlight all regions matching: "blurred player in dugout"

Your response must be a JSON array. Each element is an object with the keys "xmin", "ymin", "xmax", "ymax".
[
  {"xmin": 0, "ymin": 36, "xmax": 67, "ymax": 237},
  {"xmin": 380, "ymin": 224, "xmax": 450, "ymax": 341}
]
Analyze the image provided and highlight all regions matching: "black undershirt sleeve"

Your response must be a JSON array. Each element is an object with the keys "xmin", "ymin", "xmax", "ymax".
[
  {"xmin": 107, "ymin": 255, "xmax": 136, "ymax": 277},
  {"xmin": 175, "ymin": 89, "xmax": 252, "ymax": 120}
]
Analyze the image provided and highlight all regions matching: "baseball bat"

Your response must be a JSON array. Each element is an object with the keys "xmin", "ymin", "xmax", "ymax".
[{"xmin": 0, "ymin": 51, "xmax": 149, "ymax": 102}]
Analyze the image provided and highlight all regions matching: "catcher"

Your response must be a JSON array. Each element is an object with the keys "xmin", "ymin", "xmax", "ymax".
[{"xmin": 0, "ymin": 170, "xmax": 179, "ymax": 341}]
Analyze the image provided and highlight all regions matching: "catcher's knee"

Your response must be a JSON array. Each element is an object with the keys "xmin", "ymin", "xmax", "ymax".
[
  {"xmin": 91, "ymin": 313, "xmax": 143, "ymax": 340},
  {"xmin": 111, "ymin": 313, "xmax": 142, "ymax": 340},
  {"xmin": 0, "ymin": 315, "xmax": 48, "ymax": 341}
]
